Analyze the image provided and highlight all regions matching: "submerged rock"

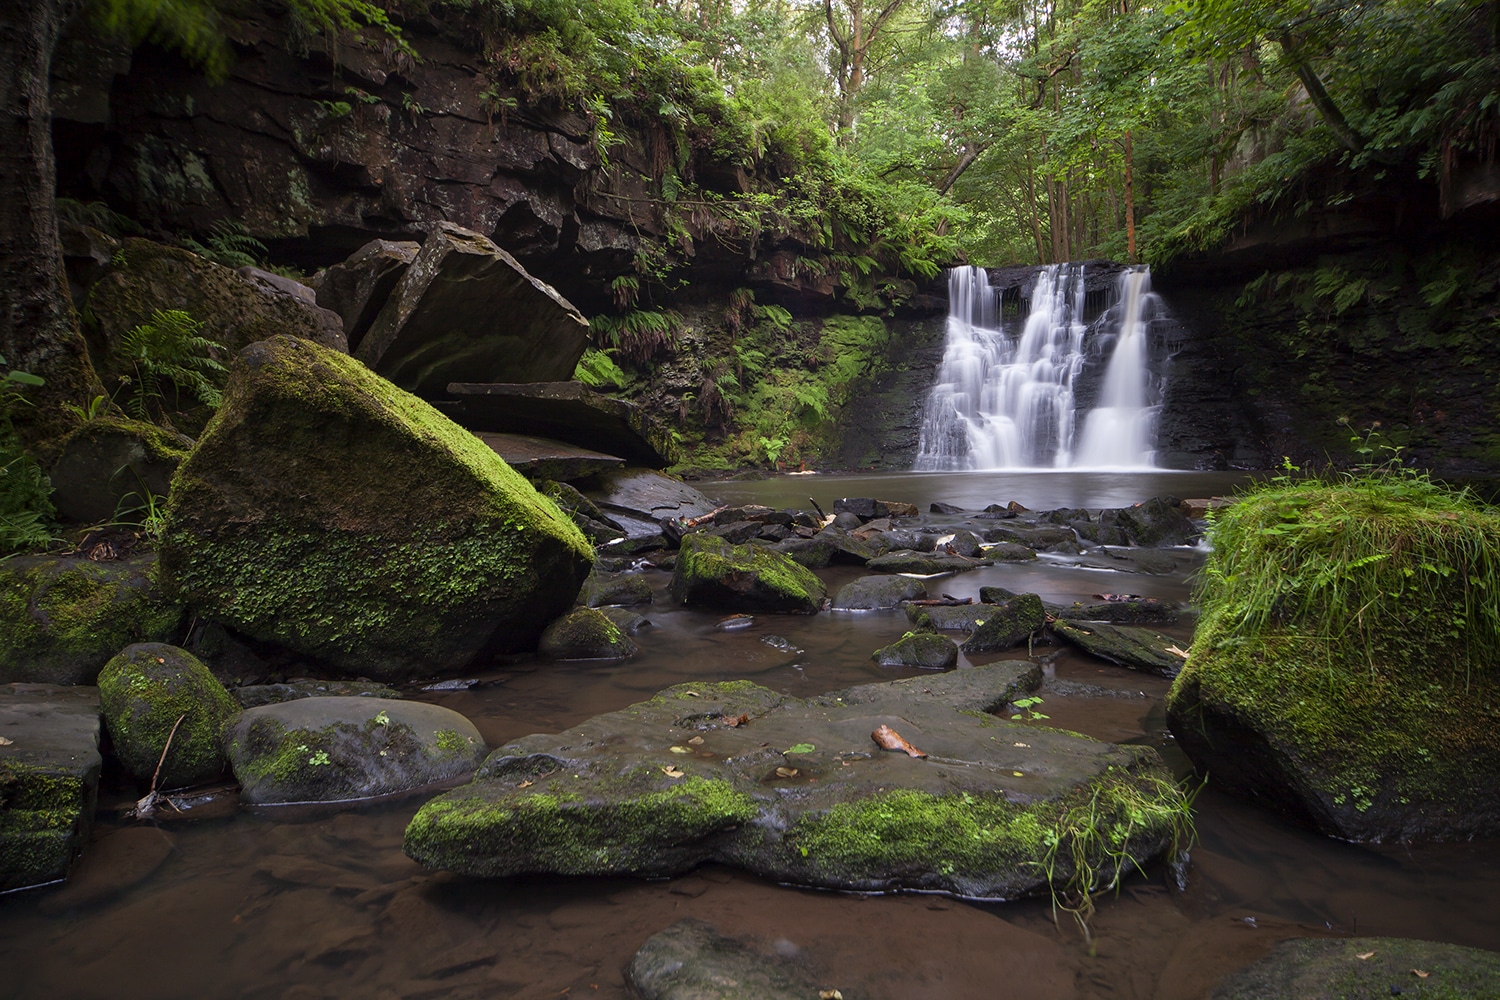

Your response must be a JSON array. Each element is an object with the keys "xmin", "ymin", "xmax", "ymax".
[
  {"xmin": 871, "ymin": 632, "xmax": 957, "ymax": 669},
  {"xmin": 98, "ymin": 643, "xmax": 238, "ymax": 788},
  {"xmin": 627, "ymin": 919, "xmax": 824, "ymax": 1000},
  {"xmin": 1053, "ymin": 621, "xmax": 1187, "ymax": 677},
  {"xmin": 159, "ymin": 336, "xmax": 593, "ymax": 680},
  {"xmin": 539, "ymin": 607, "xmax": 638, "ymax": 660},
  {"xmin": 403, "ymin": 664, "xmax": 1188, "ymax": 899},
  {"xmin": 671, "ymin": 534, "xmax": 826, "ymax": 614},
  {"xmin": 354, "ymin": 223, "xmax": 589, "ymax": 396},
  {"xmin": 1214, "ymin": 937, "xmax": 1500, "ymax": 999},
  {"xmin": 961, "ymin": 594, "xmax": 1046, "ymax": 655},
  {"xmin": 579, "ymin": 570, "xmax": 653, "ymax": 608},
  {"xmin": 832, "ymin": 575, "xmax": 927, "ymax": 610},
  {"xmin": 0, "ymin": 684, "xmax": 102, "ymax": 891},
  {"xmin": 0, "ymin": 554, "xmax": 183, "ymax": 685},
  {"xmin": 226, "ymin": 696, "xmax": 486, "ymax": 805}
]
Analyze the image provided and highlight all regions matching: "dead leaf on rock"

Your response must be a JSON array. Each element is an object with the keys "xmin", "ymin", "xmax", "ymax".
[
  {"xmin": 1166, "ymin": 645, "xmax": 1190, "ymax": 659},
  {"xmin": 684, "ymin": 691, "xmax": 701, "ymax": 698},
  {"xmin": 721, "ymin": 713, "xmax": 750, "ymax": 727},
  {"xmin": 669, "ymin": 746, "xmax": 691, "ymax": 754},
  {"xmin": 820, "ymin": 991, "xmax": 843, "ymax": 1000},
  {"xmin": 687, "ymin": 736, "xmax": 704, "ymax": 745},
  {"xmin": 774, "ymin": 767, "xmax": 799, "ymax": 778},
  {"xmin": 1412, "ymin": 970, "xmax": 1430, "ymax": 978},
  {"xmin": 517, "ymin": 779, "xmax": 534, "ymax": 789},
  {"xmin": 1013, "ymin": 742, "xmax": 1029, "ymax": 747},
  {"xmin": 0, "ymin": 737, "xmax": 13, "ymax": 746},
  {"xmin": 661, "ymin": 766, "xmax": 685, "ymax": 778},
  {"xmin": 1356, "ymin": 952, "xmax": 1375, "ymax": 960},
  {"xmin": 871, "ymin": 725, "xmax": 927, "ymax": 758}
]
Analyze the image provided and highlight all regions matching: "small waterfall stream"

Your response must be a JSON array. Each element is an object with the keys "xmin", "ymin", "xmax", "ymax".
[{"xmin": 914, "ymin": 264, "xmax": 1163, "ymax": 470}]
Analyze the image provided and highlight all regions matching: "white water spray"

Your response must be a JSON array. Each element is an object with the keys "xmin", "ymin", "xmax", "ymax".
[{"xmin": 914, "ymin": 264, "xmax": 1162, "ymax": 470}]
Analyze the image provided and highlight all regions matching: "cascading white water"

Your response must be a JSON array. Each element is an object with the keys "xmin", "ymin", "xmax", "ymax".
[{"xmin": 913, "ymin": 264, "xmax": 1162, "ymax": 470}]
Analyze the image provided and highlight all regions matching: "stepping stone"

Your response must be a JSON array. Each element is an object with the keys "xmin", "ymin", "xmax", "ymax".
[
  {"xmin": 403, "ymin": 661, "xmax": 1187, "ymax": 899},
  {"xmin": 473, "ymin": 431, "xmax": 625, "ymax": 482},
  {"xmin": 1052, "ymin": 620, "xmax": 1187, "ymax": 677},
  {"xmin": 0, "ymin": 683, "xmax": 103, "ymax": 891}
]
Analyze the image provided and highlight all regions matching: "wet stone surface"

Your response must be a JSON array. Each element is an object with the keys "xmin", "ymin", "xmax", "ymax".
[{"xmin": 403, "ymin": 661, "xmax": 1183, "ymax": 899}]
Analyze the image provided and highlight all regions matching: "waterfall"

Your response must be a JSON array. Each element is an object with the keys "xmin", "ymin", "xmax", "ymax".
[{"xmin": 913, "ymin": 264, "xmax": 1162, "ymax": 470}]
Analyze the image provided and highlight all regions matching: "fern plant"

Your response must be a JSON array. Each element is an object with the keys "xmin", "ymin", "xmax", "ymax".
[
  {"xmin": 182, "ymin": 219, "xmax": 270, "ymax": 270},
  {"xmin": 0, "ymin": 354, "xmax": 56, "ymax": 554},
  {"xmin": 119, "ymin": 310, "xmax": 228, "ymax": 422}
]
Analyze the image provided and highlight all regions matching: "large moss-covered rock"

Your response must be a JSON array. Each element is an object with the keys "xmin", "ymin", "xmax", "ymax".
[
  {"xmin": 225, "ymin": 696, "xmax": 486, "ymax": 804},
  {"xmin": 48, "ymin": 416, "xmax": 192, "ymax": 524},
  {"xmin": 0, "ymin": 684, "xmax": 102, "ymax": 891},
  {"xmin": 670, "ymin": 533, "xmax": 826, "ymax": 614},
  {"xmin": 98, "ymin": 643, "xmax": 238, "ymax": 788},
  {"xmin": 871, "ymin": 631, "xmax": 956, "ymax": 669},
  {"xmin": 1214, "ymin": 937, "xmax": 1500, "ymax": 999},
  {"xmin": 1167, "ymin": 478, "xmax": 1500, "ymax": 841},
  {"xmin": 0, "ymin": 555, "xmax": 183, "ymax": 685},
  {"xmin": 159, "ymin": 336, "xmax": 594, "ymax": 680},
  {"xmin": 403, "ymin": 663, "xmax": 1190, "ymax": 899},
  {"xmin": 84, "ymin": 238, "xmax": 347, "ymax": 365}
]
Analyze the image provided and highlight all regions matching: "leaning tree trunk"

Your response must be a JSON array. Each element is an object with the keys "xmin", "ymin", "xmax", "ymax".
[{"xmin": 0, "ymin": 0, "xmax": 103, "ymax": 459}]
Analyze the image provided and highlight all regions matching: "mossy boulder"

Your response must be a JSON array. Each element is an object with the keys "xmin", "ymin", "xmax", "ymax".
[
  {"xmin": 539, "ymin": 607, "xmax": 638, "ymax": 660},
  {"xmin": 0, "ymin": 555, "xmax": 184, "ymax": 685},
  {"xmin": 403, "ymin": 663, "xmax": 1191, "ymax": 899},
  {"xmin": 48, "ymin": 417, "xmax": 192, "ymax": 524},
  {"xmin": 158, "ymin": 336, "xmax": 594, "ymax": 680},
  {"xmin": 961, "ymin": 594, "xmax": 1046, "ymax": 655},
  {"xmin": 871, "ymin": 632, "xmax": 956, "ymax": 669},
  {"xmin": 1214, "ymin": 937, "xmax": 1500, "ymax": 999},
  {"xmin": 670, "ymin": 533, "xmax": 826, "ymax": 614},
  {"xmin": 84, "ymin": 238, "xmax": 346, "ymax": 367},
  {"xmin": 1112, "ymin": 496, "xmax": 1198, "ymax": 547},
  {"xmin": 225, "ymin": 696, "xmax": 486, "ymax": 805},
  {"xmin": 832, "ymin": 575, "xmax": 927, "ymax": 610},
  {"xmin": 1167, "ymin": 476, "xmax": 1500, "ymax": 841},
  {"xmin": 1053, "ymin": 620, "xmax": 1186, "ymax": 677},
  {"xmin": 0, "ymin": 684, "xmax": 103, "ymax": 891},
  {"xmin": 98, "ymin": 643, "xmax": 238, "ymax": 788}
]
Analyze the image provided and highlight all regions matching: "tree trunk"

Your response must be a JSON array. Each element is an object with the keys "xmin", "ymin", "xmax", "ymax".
[
  {"xmin": 0, "ymin": 0, "xmax": 102, "ymax": 458},
  {"xmin": 1278, "ymin": 33, "xmax": 1365, "ymax": 156},
  {"xmin": 1124, "ymin": 129, "xmax": 1136, "ymax": 264}
]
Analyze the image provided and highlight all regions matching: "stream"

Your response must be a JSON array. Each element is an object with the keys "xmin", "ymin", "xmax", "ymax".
[{"xmin": 1, "ymin": 471, "xmax": 1497, "ymax": 999}]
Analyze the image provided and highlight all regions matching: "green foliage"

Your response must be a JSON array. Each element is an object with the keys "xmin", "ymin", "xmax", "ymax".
[
  {"xmin": 182, "ymin": 220, "xmax": 269, "ymax": 270},
  {"xmin": 0, "ymin": 356, "xmax": 56, "ymax": 555},
  {"xmin": 117, "ymin": 310, "xmax": 228, "ymax": 422},
  {"xmin": 590, "ymin": 310, "xmax": 682, "ymax": 366},
  {"xmin": 572, "ymin": 349, "xmax": 630, "ymax": 389}
]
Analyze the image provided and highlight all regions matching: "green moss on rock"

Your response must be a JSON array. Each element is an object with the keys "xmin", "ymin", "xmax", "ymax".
[
  {"xmin": 1168, "ymin": 474, "xmax": 1500, "ymax": 841},
  {"xmin": 670, "ymin": 532, "xmax": 826, "ymax": 613},
  {"xmin": 404, "ymin": 775, "xmax": 758, "ymax": 876},
  {"xmin": 0, "ymin": 555, "xmax": 183, "ymax": 684},
  {"xmin": 99, "ymin": 643, "xmax": 237, "ymax": 788},
  {"xmin": 539, "ymin": 606, "xmax": 637, "ymax": 659},
  {"xmin": 159, "ymin": 336, "xmax": 593, "ymax": 679}
]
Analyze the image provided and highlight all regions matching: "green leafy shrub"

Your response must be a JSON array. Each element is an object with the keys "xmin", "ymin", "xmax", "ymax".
[{"xmin": 118, "ymin": 310, "xmax": 228, "ymax": 422}]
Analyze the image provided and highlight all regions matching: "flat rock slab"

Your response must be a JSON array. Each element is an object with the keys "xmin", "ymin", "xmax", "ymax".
[
  {"xmin": 355, "ymin": 222, "xmax": 588, "ymax": 397},
  {"xmin": 404, "ymin": 661, "xmax": 1186, "ymax": 899},
  {"xmin": 627, "ymin": 919, "xmax": 824, "ymax": 1000},
  {"xmin": 473, "ymin": 431, "xmax": 625, "ymax": 481},
  {"xmin": 0, "ymin": 684, "xmax": 102, "ymax": 891},
  {"xmin": 590, "ymin": 469, "xmax": 720, "ymax": 537},
  {"xmin": 867, "ymin": 550, "xmax": 991, "ymax": 575},
  {"xmin": 1053, "ymin": 620, "xmax": 1187, "ymax": 677},
  {"xmin": 1214, "ymin": 937, "xmax": 1500, "ymax": 999},
  {"xmin": 448, "ymin": 382, "xmax": 675, "ymax": 468},
  {"xmin": 232, "ymin": 680, "xmax": 404, "ymax": 709},
  {"xmin": 226, "ymin": 697, "xmax": 487, "ymax": 805},
  {"xmin": 832, "ymin": 575, "xmax": 927, "ymax": 610}
]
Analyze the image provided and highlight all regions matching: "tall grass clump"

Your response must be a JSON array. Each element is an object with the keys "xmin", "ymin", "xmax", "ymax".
[{"xmin": 1193, "ymin": 464, "xmax": 1500, "ymax": 690}]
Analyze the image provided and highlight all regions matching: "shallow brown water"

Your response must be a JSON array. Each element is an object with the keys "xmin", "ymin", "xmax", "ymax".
[{"xmin": 2, "ymin": 472, "xmax": 1498, "ymax": 1000}]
